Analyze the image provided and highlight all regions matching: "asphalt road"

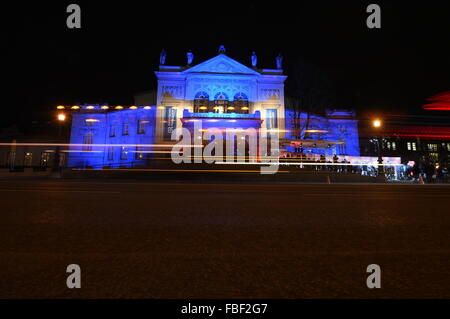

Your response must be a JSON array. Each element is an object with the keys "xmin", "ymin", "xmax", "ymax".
[{"xmin": 0, "ymin": 179, "xmax": 449, "ymax": 298}]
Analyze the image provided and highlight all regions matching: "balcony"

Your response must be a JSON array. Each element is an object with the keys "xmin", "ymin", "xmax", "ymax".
[{"xmin": 183, "ymin": 109, "xmax": 261, "ymax": 119}]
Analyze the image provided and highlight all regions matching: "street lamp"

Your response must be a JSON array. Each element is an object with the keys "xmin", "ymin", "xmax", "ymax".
[
  {"xmin": 54, "ymin": 112, "xmax": 67, "ymax": 175},
  {"xmin": 372, "ymin": 119, "xmax": 385, "ymax": 178},
  {"xmin": 57, "ymin": 113, "xmax": 66, "ymax": 122}
]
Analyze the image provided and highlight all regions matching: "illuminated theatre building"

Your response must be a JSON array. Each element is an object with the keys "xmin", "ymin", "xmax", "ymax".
[{"xmin": 66, "ymin": 47, "xmax": 361, "ymax": 168}]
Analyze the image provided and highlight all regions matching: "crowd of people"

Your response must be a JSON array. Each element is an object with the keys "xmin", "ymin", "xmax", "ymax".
[
  {"xmin": 404, "ymin": 162, "xmax": 449, "ymax": 183},
  {"xmin": 281, "ymin": 152, "xmax": 450, "ymax": 183}
]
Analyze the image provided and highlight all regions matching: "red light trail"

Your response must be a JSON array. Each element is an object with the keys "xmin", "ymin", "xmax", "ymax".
[{"xmin": 422, "ymin": 91, "xmax": 450, "ymax": 110}]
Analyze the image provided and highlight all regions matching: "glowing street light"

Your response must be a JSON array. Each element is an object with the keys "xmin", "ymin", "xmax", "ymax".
[
  {"xmin": 371, "ymin": 118, "xmax": 385, "ymax": 178},
  {"xmin": 57, "ymin": 113, "xmax": 66, "ymax": 122},
  {"xmin": 373, "ymin": 119, "xmax": 382, "ymax": 128}
]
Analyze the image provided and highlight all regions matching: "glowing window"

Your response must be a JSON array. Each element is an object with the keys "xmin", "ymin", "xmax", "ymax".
[
  {"xmin": 122, "ymin": 122, "xmax": 129, "ymax": 135},
  {"xmin": 135, "ymin": 146, "xmax": 144, "ymax": 160},
  {"xmin": 120, "ymin": 146, "xmax": 128, "ymax": 160},
  {"xmin": 83, "ymin": 133, "xmax": 93, "ymax": 151},
  {"xmin": 194, "ymin": 92, "xmax": 209, "ymax": 113},
  {"xmin": 233, "ymin": 92, "xmax": 249, "ymax": 113},
  {"xmin": 266, "ymin": 109, "xmax": 278, "ymax": 129},
  {"xmin": 407, "ymin": 142, "xmax": 417, "ymax": 151},
  {"xmin": 137, "ymin": 119, "xmax": 147, "ymax": 134},
  {"xmin": 40, "ymin": 152, "xmax": 51, "ymax": 167}
]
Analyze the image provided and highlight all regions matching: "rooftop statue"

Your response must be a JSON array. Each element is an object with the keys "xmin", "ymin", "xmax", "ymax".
[
  {"xmin": 187, "ymin": 50, "xmax": 194, "ymax": 65},
  {"xmin": 276, "ymin": 53, "xmax": 283, "ymax": 69},
  {"xmin": 251, "ymin": 51, "xmax": 257, "ymax": 68},
  {"xmin": 159, "ymin": 49, "xmax": 167, "ymax": 65}
]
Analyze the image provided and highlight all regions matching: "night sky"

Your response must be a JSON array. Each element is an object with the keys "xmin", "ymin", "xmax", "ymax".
[{"xmin": 3, "ymin": 1, "xmax": 450, "ymax": 130}]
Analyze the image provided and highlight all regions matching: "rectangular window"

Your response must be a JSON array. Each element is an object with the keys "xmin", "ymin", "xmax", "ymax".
[
  {"xmin": 6, "ymin": 151, "xmax": 16, "ymax": 167},
  {"xmin": 120, "ymin": 146, "xmax": 128, "ymax": 160},
  {"xmin": 427, "ymin": 143, "xmax": 438, "ymax": 151},
  {"xmin": 407, "ymin": 142, "xmax": 417, "ymax": 151},
  {"xmin": 163, "ymin": 107, "xmax": 177, "ymax": 140},
  {"xmin": 386, "ymin": 141, "xmax": 396, "ymax": 151},
  {"xmin": 109, "ymin": 125, "xmax": 116, "ymax": 137},
  {"xmin": 430, "ymin": 152, "xmax": 439, "ymax": 161},
  {"xmin": 338, "ymin": 144, "xmax": 346, "ymax": 155},
  {"xmin": 447, "ymin": 143, "xmax": 450, "ymax": 152},
  {"xmin": 265, "ymin": 109, "xmax": 278, "ymax": 130},
  {"xmin": 24, "ymin": 152, "xmax": 33, "ymax": 167},
  {"xmin": 135, "ymin": 146, "xmax": 144, "ymax": 160},
  {"xmin": 107, "ymin": 147, "xmax": 114, "ymax": 161},
  {"xmin": 122, "ymin": 123, "xmax": 129, "ymax": 135},
  {"xmin": 83, "ymin": 134, "xmax": 93, "ymax": 151},
  {"xmin": 137, "ymin": 120, "xmax": 146, "ymax": 134},
  {"xmin": 85, "ymin": 119, "xmax": 98, "ymax": 126},
  {"xmin": 40, "ymin": 152, "xmax": 51, "ymax": 167}
]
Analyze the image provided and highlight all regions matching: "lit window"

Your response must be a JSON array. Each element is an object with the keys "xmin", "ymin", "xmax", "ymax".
[
  {"xmin": 430, "ymin": 152, "xmax": 439, "ymax": 161},
  {"xmin": 447, "ymin": 143, "xmax": 450, "ymax": 152},
  {"xmin": 427, "ymin": 143, "xmax": 438, "ymax": 151},
  {"xmin": 24, "ymin": 152, "xmax": 33, "ymax": 167},
  {"xmin": 135, "ymin": 146, "xmax": 144, "ymax": 160},
  {"xmin": 40, "ymin": 152, "xmax": 51, "ymax": 167},
  {"xmin": 83, "ymin": 133, "xmax": 93, "ymax": 151},
  {"xmin": 213, "ymin": 92, "xmax": 229, "ymax": 113},
  {"xmin": 122, "ymin": 123, "xmax": 129, "ymax": 135},
  {"xmin": 386, "ymin": 141, "xmax": 396, "ymax": 151},
  {"xmin": 85, "ymin": 119, "xmax": 96, "ymax": 126},
  {"xmin": 120, "ymin": 146, "xmax": 128, "ymax": 160},
  {"xmin": 233, "ymin": 92, "xmax": 249, "ymax": 114},
  {"xmin": 107, "ymin": 147, "xmax": 114, "ymax": 161},
  {"xmin": 407, "ymin": 142, "xmax": 417, "ymax": 151},
  {"xmin": 137, "ymin": 119, "xmax": 146, "ymax": 134},
  {"xmin": 194, "ymin": 91, "xmax": 209, "ymax": 113},
  {"xmin": 266, "ymin": 109, "xmax": 278, "ymax": 129}
]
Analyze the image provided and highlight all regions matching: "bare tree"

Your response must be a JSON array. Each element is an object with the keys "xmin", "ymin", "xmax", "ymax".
[{"xmin": 286, "ymin": 58, "xmax": 336, "ymax": 139}]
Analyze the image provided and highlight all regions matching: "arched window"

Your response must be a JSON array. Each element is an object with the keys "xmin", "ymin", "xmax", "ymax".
[
  {"xmin": 194, "ymin": 91, "xmax": 209, "ymax": 113},
  {"xmin": 83, "ymin": 132, "xmax": 93, "ymax": 151},
  {"xmin": 234, "ymin": 92, "xmax": 249, "ymax": 114},
  {"xmin": 213, "ymin": 92, "xmax": 229, "ymax": 113}
]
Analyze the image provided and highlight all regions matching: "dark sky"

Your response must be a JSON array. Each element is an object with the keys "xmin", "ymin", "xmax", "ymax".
[{"xmin": 3, "ymin": 0, "xmax": 450, "ymax": 129}]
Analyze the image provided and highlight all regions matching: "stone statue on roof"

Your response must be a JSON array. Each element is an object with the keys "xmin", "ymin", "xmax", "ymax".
[
  {"xmin": 276, "ymin": 53, "xmax": 283, "ymax": 69},
  {"xmin": 159, "ymin": 49, "xmax": 167, "ymax": 65},
  {"xmin": 187, "ymin": 50, "xmax": 194, "ymax": 65},
  {"xmin": 251, "ymin": 51, "xmax": 257, "ymax": 68}
]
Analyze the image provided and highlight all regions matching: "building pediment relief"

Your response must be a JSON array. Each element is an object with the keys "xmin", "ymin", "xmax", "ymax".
[{"xmin": 183, "ymin": 54, "xmax": 260, "ymax": 75}]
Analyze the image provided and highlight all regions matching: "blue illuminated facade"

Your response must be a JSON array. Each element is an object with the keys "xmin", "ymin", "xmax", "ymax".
[
  {"xmin": 284, "ymin": 110, "xmax": 360, "ymax": 156},
  {"xmin": 67, "ymin": 48, "xmax": 360, "ymax": 168},
  {"xmin": 68, "ymin": 107, "xmax": 156, "ymax": 168}
]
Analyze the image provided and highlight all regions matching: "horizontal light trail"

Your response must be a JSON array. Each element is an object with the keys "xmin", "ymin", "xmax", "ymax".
[
  {"xmin": 72, "ymin": 168, "xmax": 288, "ymax": 173},
  {"xmin": 0, "ymin": 143, "xmax": 200, "ymax": 148},
  {"xmin": 0, "ymin": 189, "xmax": 120, "ymax": 194},
  {"xmin": 215, "ymin": 162, "xmax": 404, "ymax": 166}
]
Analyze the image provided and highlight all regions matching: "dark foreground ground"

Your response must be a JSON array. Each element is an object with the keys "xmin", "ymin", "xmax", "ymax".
[{"xmin": 0, "ymin": 179, "xmax": 449, "ymax": 298}]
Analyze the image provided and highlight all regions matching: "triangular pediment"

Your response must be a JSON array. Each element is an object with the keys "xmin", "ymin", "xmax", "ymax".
[{"xmin": 183, "ymin": 54, "xmax": 260, "ymax": 75}]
